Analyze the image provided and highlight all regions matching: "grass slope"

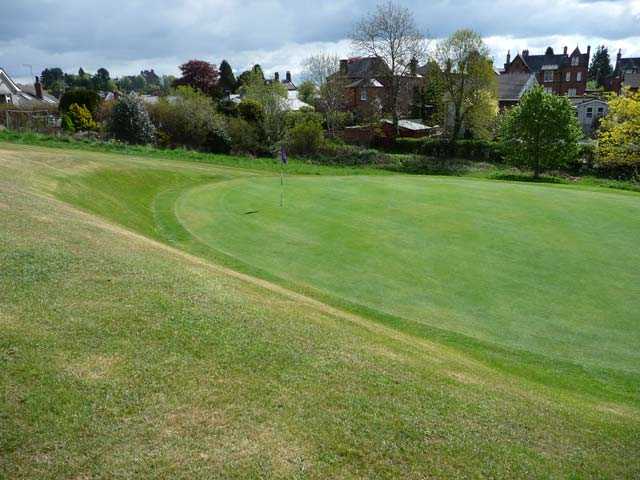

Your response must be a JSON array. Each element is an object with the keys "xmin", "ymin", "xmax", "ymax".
[{"xmin": 1, "ymin": 143, "xmax": 639, "ymax": 478}]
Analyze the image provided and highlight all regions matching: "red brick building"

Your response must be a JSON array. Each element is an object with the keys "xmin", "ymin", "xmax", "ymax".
[
  {"xmin": 502, "ymin": 46, "xmax": 590, "ymax": 96},
  {"xmin": 607, "ymin": 50, "xmax": 640, "ymax": 94},
  {"xmin": 331, "ymin": 57, "xmax": 423, "ymax": 120}
]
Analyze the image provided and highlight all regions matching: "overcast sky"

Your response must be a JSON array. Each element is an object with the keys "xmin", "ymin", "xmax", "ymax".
[{"xmin": 1, "ymin": 0, "xmax": 639, "ymax": 83}]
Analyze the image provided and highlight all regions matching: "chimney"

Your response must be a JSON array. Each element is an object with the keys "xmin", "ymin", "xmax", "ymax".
[
  {"xmin": 274, "ymin": 72, "xmax": 280, "ymax": 82},
  {"xmin": 564, "ymin": 46, "xmax": 568, "ymax": 55},
  {"xmin": 409, "ymin": 58, "xmax": 418, "ymax": 76},
  {"xmin": 285, "ymin": 71, "xmax": 292, "ymax": 83},
  {"xmin": 340, "ymin": 59, "xmax": 348, "ymax": 75},
  {"xmin": 34, "ymin": 76, "xmax": 43, "ymax": 100},
  {"xmin": 506, "ymin": 50, "xmax": 511, "ymax": 65},
  {"xmin": 522, "ymin": 50, "xmax": 529, "ymax": 58},
  {"xmin": 616, "ymin": 48, "xmax": 622, "ymax": 71},
  {"xmin": 587, "ymin": 45, "xmax": 591, "ymax": 59}
]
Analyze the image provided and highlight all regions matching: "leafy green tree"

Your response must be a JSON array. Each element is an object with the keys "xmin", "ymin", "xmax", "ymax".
[
  {"xmin": 297, "ymin": 80, "xmax": 316, "ymax": 106},
  {"xmin": 107, "ymin": 94, "xmax": 155, "ymax": 144},
  {"xmin": 147, "ymin": 86, "xmax": 230, "ymax": 153},
  {"xmin": 434, "ymin": 29, "xmax": 497, "ymax": 139},
  {"xmin": 240, "ymin": 70, "xmax": 288, "ymax": 147},
  {"xmin": 499, "ymin": 86, "xmax": 582, "ymax": 177},
  {"xmin": 414, "ymin": 61, "xmax": 444, "ymax": 124},
  {"xmin": 92, "ymin": 68, "xmax": 115, "ymax": 91},
  {"xmin": 59, "ymin": 89, "xmax": 101, "ymax": 115},
  {"xmin": 76, "ymin": 68, "xmax": 93, "ymax": 89},
  {"xmin": 219, "ymin": 60, "xmax": 237, "ymax": 94},
  {"xmin": 40, "ymin": 68, "xmax": 64, "ymax": 90},
  {"xmin": 252, "ymin": 64, "xmax": 265, "ymax": 81},
  {"xmin": 597, "ymin": 89, "xmax": 640, "ymax": 176},
  {"xmin": 589, "ymin": 46, "xmax": 613, "ymax": 89}
]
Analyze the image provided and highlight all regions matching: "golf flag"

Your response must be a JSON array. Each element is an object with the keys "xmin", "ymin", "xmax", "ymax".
[{"xmin": 280, "ymin": 145, "xmax": 288, "ymax": 164}]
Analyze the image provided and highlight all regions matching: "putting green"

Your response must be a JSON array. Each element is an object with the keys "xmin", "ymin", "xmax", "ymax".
[{"xmin": 176, "ymin": 174, "xmax": 640, "ymax": 373}]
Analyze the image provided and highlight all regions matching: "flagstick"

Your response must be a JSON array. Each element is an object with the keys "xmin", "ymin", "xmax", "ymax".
[{"xmin": 280, "ymin": 162, "xmax": 285, "ymax": 208}]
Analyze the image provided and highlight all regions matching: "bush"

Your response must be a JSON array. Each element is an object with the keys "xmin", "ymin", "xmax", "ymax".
[
  {"xmin": 66, "ymin": 103, "xmax": 97, "ymax": 132},
  {"xmin": 59, "ymin": 89, "xmax": 101, "ymax": 115},
  {"xmin": 148, "ymin": 87, "xmax": 230, "ymax": 153},
  {"xmin": 237, "ymin": 99, "xmax": 264, "ymax": 123},
  {"xmin": 107, "ymin": 95, "xmax": 155, "ymax": 145},
  {"xmin": 393, "ymin": 138, "xmax": 504, "ymax": 162},
  {"xmin": 285, "ymin": 114, "xmax": 325, "ymax": 156},
  {"xmin": 227, "ymin": 117, "xmax": 267, "ymax": 156},
  {"xmin": 61, "ymin": 114, "xmax": 75, "ymax": 133},
  {"xmin": 317, "ymin": 141, "xmax": 388, "ymax": 166},
  {"xmin": 597, "ymin": 90, "xmax": 640, "ymax": 179}
]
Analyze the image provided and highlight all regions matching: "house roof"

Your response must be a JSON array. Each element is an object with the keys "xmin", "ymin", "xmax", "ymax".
[
  {"xmin": 344, "ymin": 57, "xmax": 391, "ymax": 78},
  {"xmin": 617, "ymin": 57, "xmax": 640, "ymax": 73},
  {"xmin": 570, "ymin": 97, "xmax": 608, "ymax": 108},
  {"xmin": 515, "ymin": 47, "xmax": 589, "ymax": 73},
  {"xmin": 17, "ymin": 83, "xmax": 58, "ymax": 105},
  {"xmin": 498, "ymin": 73, "xmax": 537, "ymax": 100},
  {"xmin": 0, "ymin": 68, "xmax": 58, "ymax": 107}
]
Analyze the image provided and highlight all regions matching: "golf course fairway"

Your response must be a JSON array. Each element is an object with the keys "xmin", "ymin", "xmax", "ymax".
[{"xmin": 2, "ymin": 143, "xmax": 640, "ymax": 478}]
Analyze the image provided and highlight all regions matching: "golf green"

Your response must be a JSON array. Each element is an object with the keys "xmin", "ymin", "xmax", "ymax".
[{"xmin": 176, "ymin": 174, "xmax": 640, "ymax": 373}]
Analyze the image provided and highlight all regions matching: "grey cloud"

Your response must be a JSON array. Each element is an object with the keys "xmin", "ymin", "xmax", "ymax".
[{"xmin": 0, "ymin": 0, "xmax": 638, "ymax": 78}]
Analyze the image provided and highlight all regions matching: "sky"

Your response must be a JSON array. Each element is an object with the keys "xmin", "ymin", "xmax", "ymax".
[{"xmin": 1, "ymin": 0, "xmax": 639, "ymax": 83}]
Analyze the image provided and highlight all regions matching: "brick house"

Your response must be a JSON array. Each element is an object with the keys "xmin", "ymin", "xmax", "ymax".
[
  {"xmin": 502, "ymin": 46, "xmax": 590, "ymax": 96},
  {"xmin": 607, "ymin": 50, "xmax": 640, "ymax": 94},
  {"xmin": 331, "ymin": 57, "xmax": 423, "ymax": 120}
]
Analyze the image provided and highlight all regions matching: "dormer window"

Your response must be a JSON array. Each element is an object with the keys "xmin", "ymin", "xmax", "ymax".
[
  {"xmin": 571, "ymin": 56, "xmax": 579, "ymax": 66},
  {"xmin": 0, "ymin": 94, "xmax": 12, "ymax": 104}
]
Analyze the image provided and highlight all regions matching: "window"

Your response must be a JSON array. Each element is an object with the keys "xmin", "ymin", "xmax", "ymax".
[
  {"xmin": 566, "ymin": 72, "xmax": 571, "ymax": 82},
  {"xmin": 544, "ymin": 71, "xmax": 554, "ymax": 82},
  {"xmin": 586, "ymin": 107, "xmax": 593, "ymax": 118},
  {"xmin": 544, "ymin": 87, "xmax": 553, "ymax": 94},
  {"xmin": 576, "ymin": 72, "xmax": 582, "ymax": 82},
  {"xmin": 597, "ymin": 107, "xmax": 604, "ymax": 116},
  {"xmin": 568, "ymin": 88, "xmax": 577, "ymax": 96},
  {"xmin": 360, "ymin": 88, "xmax": 368, "ymax": 102},
  {"xmin": 571, "ymin": 56, "xmax": 579, "ymax": 66},
  {"xmin": 0, "ymin": 94, "xmax": 11, "ymax": 104}
]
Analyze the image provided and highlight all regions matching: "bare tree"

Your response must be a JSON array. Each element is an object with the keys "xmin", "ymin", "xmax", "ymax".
[
  {"xmin": 303, "ymin": 53, "xmax": 340, "ymax": 89},
  {"xmin": 351, "ymin": 1, "xmax": 427, "ymax": 132},
  {"xmin": 302, "ymin": 53, "xmax": 347, "ymax": 135},
  {"xmin": 433, "ymin": 29, "xmax": 497, "ymax": 140}
]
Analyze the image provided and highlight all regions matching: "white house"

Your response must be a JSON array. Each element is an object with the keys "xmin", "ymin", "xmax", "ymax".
[
  {"xmin": 0, "ymin": 69, "xmax": 58, "ymax": 108},
  {"xmin": 570, "ymin": 97, "xmax": 608, "ymax": 136}
]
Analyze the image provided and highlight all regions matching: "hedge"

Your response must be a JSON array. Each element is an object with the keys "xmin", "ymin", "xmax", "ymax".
[{"xmin": 393, "ymin": 138, "xmax": 505, "ymax": 163}]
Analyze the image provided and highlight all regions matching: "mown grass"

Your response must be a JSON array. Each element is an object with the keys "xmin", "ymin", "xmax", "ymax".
[{"xmin": 1, "ymin": 142, "xmax": 640, "ymax": 478}]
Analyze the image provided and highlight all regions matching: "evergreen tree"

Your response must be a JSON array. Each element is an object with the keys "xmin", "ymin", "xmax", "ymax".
[
  {"xmin": 219, "ymin": 60, "xmax": 237, "ymax": 94},
  {"xmin": 589, "ymin": 46, "xmax": 613, "ymax": 89}
]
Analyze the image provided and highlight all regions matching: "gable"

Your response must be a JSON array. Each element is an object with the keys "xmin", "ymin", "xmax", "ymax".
[{"xmin": 0, "ymin": 69, "xmax": 22, "ymax": 95}]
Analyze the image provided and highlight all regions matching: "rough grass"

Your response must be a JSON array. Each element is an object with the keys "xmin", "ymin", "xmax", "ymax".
[{"xmin": 1, "ymin": 142, "xmax": 639, "ymax": 478}]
